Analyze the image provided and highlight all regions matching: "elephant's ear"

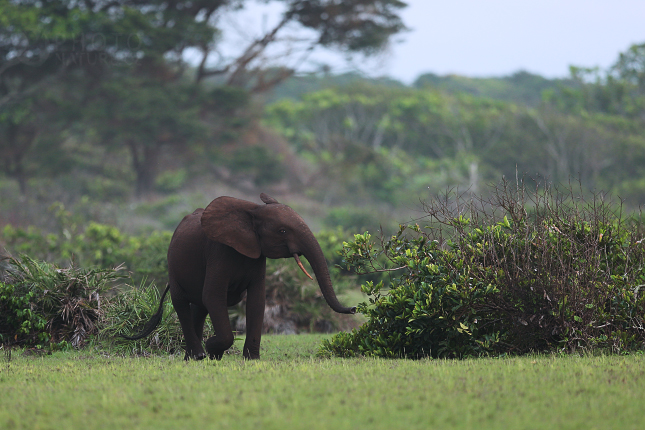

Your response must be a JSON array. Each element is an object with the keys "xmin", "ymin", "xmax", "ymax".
[
  {"xmin": 260, "ymin": 193, "xmax": 280, "ymax": 204},
  {"xmin": 201, "ymin": 196, "xmax": 262, "ymax": 259}
]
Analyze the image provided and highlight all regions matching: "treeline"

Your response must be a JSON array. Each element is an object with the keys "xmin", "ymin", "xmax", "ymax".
[
  {"xmin": 0, "ymin": 0, "xmax": 406, "ymax": 213},
  {"xmin": 265, "ymin": 46, "xmax": 645, "ymax": 212},
  {"xmin": 0, "ymin": 3, "xmax": 643, "ymax": 238}
]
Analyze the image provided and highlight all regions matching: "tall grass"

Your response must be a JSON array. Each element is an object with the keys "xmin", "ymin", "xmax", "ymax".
[{"xmin": 100, "ymin": 280, "xmax": 210, "ymax": 355}]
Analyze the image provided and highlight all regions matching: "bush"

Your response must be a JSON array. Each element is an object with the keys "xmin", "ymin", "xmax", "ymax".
[
  {"xmin": 1, "ymin": 219, "xmax": 362, "ymax": 353},
  {"xmin": 1, "ymin": 204, "xmax": 171, "ymax": 286},
  {"xmin": 0, "ymin": 256, "xmax": 123, "ymax": 349},
  {"xmin": 0, "ymin": 281, "xmax": 50, "ymax": 347},
  {"xmin": 320, "ymin": 180, "xmax": 645, "ymax": 358}
]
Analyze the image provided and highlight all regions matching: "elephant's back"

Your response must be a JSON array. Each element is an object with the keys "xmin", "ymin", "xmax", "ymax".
[
  {"xmin": 167, "ymin": 209, "xmax": 208, "ymax": 286},
  {"xmin": 170, "ymin": 209, "xmax": 206, "ymax": 248}
]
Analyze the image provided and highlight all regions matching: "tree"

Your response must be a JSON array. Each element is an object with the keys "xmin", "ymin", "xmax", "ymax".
[
  {"xmin": 1, "ymin": 0, "xmax": 407, "ymax": 103},
  {"xmin": 0, "ymin": 0, "xmax": 408, "ymax": 195},
  {"xmin": 0, "ymin": 97, "xmax": 38, "ymax": 193},
  {"xmin": 0, "ymin": 0, "xmax": 209, "ymax": 193},
  {"xmin": 0, "ymin": 84, "xmax": 78, "ymax": 194},
  {"xmin": 195, "ymin": 0, "xmax": 408, "ymax": 90},
  {"xmin": 86, "ymin": 78, "xmax": 203, "ymax": 196}
]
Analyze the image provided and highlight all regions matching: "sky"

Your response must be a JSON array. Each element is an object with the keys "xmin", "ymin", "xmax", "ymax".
[
  {"xmin": 215, "ymin": 0, "xmax": 645, "ymax": 84},
  {"xmin": 384, "ymin": 0, "xmax": 645, "ymax": 83}
]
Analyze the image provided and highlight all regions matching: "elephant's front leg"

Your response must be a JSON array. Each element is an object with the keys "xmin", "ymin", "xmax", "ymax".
[
  {"xmin": 202, "ymin": 272, "xmax": 235, "ymax": 360},
  {"xmin": 243, "ymin": 277, "xmax": 266, "ymax": 359}
]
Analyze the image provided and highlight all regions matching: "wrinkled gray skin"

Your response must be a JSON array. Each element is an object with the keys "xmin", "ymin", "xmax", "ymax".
[{"xmin": 168, "ymin": 193, "xmax": 355, "ymax": 360}]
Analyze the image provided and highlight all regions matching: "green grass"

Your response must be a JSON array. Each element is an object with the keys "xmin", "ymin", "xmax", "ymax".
[{"xmin": 1, "ymin": 335, "xmax": 644, "ymax": 430}]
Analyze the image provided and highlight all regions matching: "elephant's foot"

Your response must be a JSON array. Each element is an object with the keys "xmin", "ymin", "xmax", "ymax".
[
  {"xmin": 243, "ymin": 346, "xmax": 260, "ymax": 360},
  {"xmin": 183, "ymin": 345, "xmax": 207, "ymax": 361},
  {"xmin": 243, "ymin": 338, "xmax": 261, "ymax": 360},
  {"xmin": 205, "ymin": 335, "xmax": 233, "ymax": 361},
  {"xmin": 243, "ymin": 353, "xmax": 260, "ymax": 360},
  {"xmin": 184, "ymin": 351, "xmax": 207, "ymax": 361}
]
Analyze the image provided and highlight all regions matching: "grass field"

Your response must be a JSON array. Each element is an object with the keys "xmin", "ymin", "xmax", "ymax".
[{"xmin": 1, "ymin": 335, "xmax": 644, "ymax": 430}]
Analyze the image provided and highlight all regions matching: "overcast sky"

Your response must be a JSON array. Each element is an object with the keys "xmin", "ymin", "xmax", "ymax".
[
  {"xmin": 217, "ymin": 0, "xmax": 645, "ymax": 84},
  {"xmin": 382, "ymin": 0, "xmax": 645, "ymax": 83}
]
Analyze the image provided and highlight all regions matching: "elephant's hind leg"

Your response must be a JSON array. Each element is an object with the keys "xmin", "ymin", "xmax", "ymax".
[
  {"xmin": 191, "ymin": 303, "xmax": 208, "ymax": 341},
  {"xmin": 170, "ymin": 286, "xmax": 207, "ymax": 361}
]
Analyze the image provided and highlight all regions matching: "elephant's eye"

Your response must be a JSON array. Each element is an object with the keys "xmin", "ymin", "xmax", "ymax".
[{"xmin": 279, "ymin": 228, "xmax": 287, "ymax": 235}]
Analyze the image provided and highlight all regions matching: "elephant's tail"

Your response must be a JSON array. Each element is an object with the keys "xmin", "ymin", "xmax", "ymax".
[{"xmin": 120, "ymin": 284, "xmax": 171, "ymax": 340}]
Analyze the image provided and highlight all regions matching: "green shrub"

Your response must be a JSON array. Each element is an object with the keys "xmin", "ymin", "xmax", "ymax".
[
  {"xmin": 0, "ymin": 282, "xmax": 50, "ymax": 346},
  {"xmin": 320, "ymin": 229, "xmax": 503, "ymax": 358},
  {"xmin": 1, "ymin": 207, "xmax": 171, "ymax": 286},
  {"xmin": 0, "ymin": 256, "xmax": 123, "ymax": 349},
  {"xmin": 320, "ymin": 180, "xmax": 645, "ymax": 358}
]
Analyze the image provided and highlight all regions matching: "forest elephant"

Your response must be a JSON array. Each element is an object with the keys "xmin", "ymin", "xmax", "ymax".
[{"xmin": 123, "ymin": 193, "xmax": 356, "ymax": 360}]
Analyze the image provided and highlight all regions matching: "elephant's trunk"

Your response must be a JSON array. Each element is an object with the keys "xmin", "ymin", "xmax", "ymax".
[{"xmin": 299, "ymin": 233, "xmax": 356, "ymax": 315}]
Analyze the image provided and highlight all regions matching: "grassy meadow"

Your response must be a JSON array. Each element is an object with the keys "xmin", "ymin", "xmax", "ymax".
[{"xmin": 1, "ymin": 334, "xmax": 644, "ymax": 430}]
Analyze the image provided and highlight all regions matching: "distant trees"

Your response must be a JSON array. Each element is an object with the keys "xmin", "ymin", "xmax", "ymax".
[
  {"xmin": 1, "ymin": 0, "xmax": 217, "ymax": 194},
  {"xmin": 3, "ymin": 0, "xmax": 643, "ymax": 216},
  {"xmin": 0, "ymin": 96, "xmax": 39, "ymax": 194},
  {"xmin": 414, "ymin": 71, "xmax": 574, "ymax": 107},
  {"xmin": 557, "ymin": 43, "xmax": 645, "ymax": 118},
  {"xmin": 85, "ymin": 79, "xmax": 205, "ymax": 196},
  {"xmin": 0, "ymin": 0, "xmax": 408, "ymax": 195},
  {"xmin": 543, "ymin": 42, "xmax": 645, "ymax": 202},
  {"xmin": 265, "ymin": 43, "xmax": 645, "ymax": 207},
  {"xmin": 265, "ymin": 84, "xmax": 513, "ymax": 203}
]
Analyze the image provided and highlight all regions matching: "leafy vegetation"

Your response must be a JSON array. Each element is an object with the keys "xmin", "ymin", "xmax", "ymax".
[
  {"xmin": 3, "ymin": 39, "xmax": 645, "ymax": 239},
  {"xmin": 0, "ymin": 0, "xmax": 407, "ymax": 197},
  {"xmin": 0, "ymin": 221, "xmax": 362, "ymax": 352},
  {"xmin": 321, "ymin": 181, "xmax": 645, "ymax": 358},
  {"xmin": 100, "ymin": 280, "xmax": 188, "ymax": 356},
  {"xmin": 1, "ymin": 203, "xmax": 171, "ymax": 286},
  {"xmin": 0, "ymin": 255, "xmax": 123, "ymax": 348},
  {"xmin": 265, "ymin": 70, "xmax": 645, "ymax": 209}
]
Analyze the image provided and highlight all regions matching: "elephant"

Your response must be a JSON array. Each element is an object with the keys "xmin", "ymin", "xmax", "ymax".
[{"xmin": 123, "ymin": 193, "xmax": 356, "ymax": 360}]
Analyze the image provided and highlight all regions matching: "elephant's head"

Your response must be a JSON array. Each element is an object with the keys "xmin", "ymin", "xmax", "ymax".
[{"xmin": 200, "ymin": 193, "xmax": 356, "ymax": 314}]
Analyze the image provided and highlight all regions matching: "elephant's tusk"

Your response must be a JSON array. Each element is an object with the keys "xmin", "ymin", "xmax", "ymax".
[{"xmin": 293, "ymin": 253, "xmax": 314, "ymax": 280}]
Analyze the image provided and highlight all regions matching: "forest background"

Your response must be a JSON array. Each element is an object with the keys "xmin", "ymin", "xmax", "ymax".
[{"xmin": 1, "ymin": 1, "xmax": 645, "ymax": 298}]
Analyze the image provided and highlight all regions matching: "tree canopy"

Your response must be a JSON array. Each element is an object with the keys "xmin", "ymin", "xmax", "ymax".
[{"xmin": 0, "ymin": 0, "xmax": 408, "ymax": 195}]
